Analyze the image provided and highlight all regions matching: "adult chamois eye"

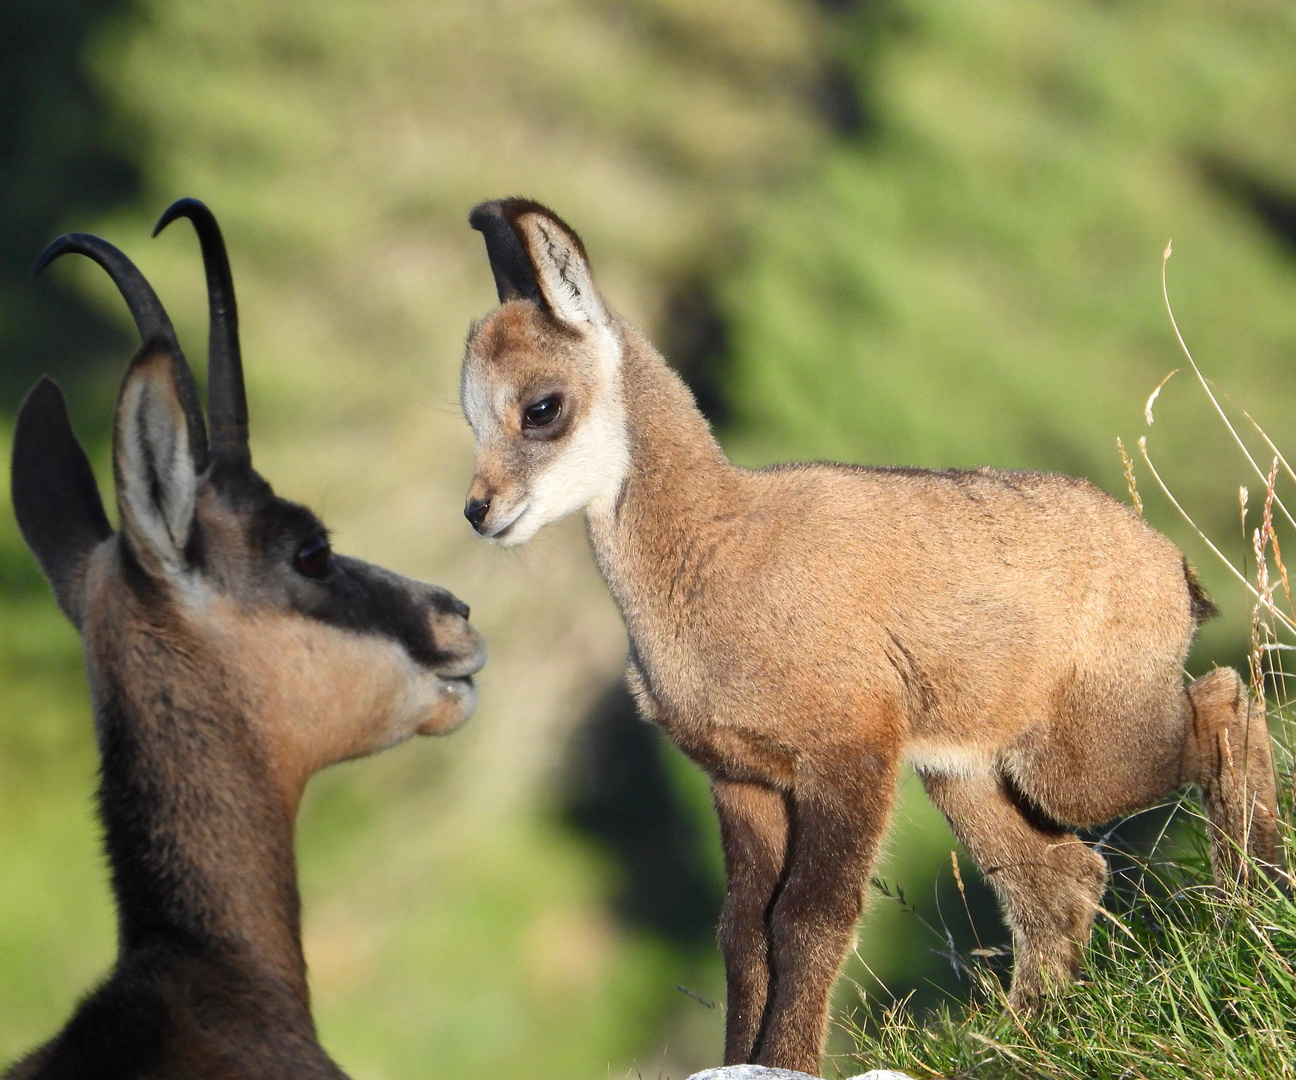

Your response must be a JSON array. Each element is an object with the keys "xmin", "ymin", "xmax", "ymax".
[
  {"xmin": 522, "ymin": 395, "xmax": 561, "ymax": 429},
  {"xmin": 293, "ymin": 535, "xmax": 333, "ymax": 578}
]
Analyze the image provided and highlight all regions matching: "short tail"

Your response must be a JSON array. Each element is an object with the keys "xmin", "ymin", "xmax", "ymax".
[{"xmin": 1184, "ymin": 559, "xmax": 1219, "ymax": 624}]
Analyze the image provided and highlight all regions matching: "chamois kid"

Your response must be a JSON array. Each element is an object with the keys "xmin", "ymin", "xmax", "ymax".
[
  {"xmin": 7, "ymin": 200, "xmax": 485, "ymax": 1079},
  {"xmin": 459, "ymin": 199, "xmax": 1281, "ymax": 1075}
]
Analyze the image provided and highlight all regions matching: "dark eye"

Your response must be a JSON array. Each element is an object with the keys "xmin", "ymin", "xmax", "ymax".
[
  {"xmin": 293, "ymin": 535, "xmax": 333, "ymax": 578},
  {"xmin": 522, "ymin": 396, "xmax": 561, "ymax": 429}
]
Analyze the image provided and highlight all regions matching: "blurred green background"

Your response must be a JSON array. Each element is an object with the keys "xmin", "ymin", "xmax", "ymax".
[{"xmin": 2, "ymin": 1, "xmax": 1295, "ymax": 1077}]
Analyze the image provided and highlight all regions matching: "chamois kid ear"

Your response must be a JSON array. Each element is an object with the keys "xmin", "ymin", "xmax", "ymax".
[
  {"xmin": 11, "ymin": 377, "xmax": 112, "ymax": 628},
  {"xmin": 469, "ymin": 198, "xmax": 607, "ymax": 329},
  {"xmin": 112, "ymin": 337, "xmax": 200, "ymax": 576}
]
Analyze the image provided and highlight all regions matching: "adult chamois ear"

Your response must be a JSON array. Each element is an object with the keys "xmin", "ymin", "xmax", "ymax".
[
  {"xmin": 469, "ymin": 198, "xmax": 608, "ymax": 329},
  {"xmin": 113, "ymin": 337, "xmax": 201, "ymax": 576},
  {"xmin": 11, "ymin": 378, "xmax": 113, "ymax": 628}
]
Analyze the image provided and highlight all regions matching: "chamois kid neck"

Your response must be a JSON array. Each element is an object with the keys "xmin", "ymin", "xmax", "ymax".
[
  {"xmin": 604, "ymin": 321, "xmax": 729, "ymax": 498},
  {"xmin": 585, "ymin": 321, "xmax": 736, "ymax": 593}
]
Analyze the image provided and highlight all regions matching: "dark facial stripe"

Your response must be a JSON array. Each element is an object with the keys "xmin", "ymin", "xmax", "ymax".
[
  {"xmin": 300, "ymin": 555, "xmax": 459, "ymax": 669},
  {"xmin": 203, "ymin": 465, "xmax": 458, "ymax": 670}
]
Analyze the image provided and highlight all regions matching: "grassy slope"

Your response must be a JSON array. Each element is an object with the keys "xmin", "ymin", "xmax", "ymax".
[{"xmin": 850, "ymin": 819, "xmax": 1296, "ymax": 1079}]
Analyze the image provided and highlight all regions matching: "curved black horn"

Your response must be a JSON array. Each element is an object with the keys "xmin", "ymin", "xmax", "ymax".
[
  {"xmin": 34, "ymin": 232, "xmax": 209, "ymax": 471},
  {"xmin": 35, "ymin": 233, "xmax": 180, "ymax": 346},
  {"xmin": 153, "ymin": 198, "xmax": 248, "ymax": 461}
]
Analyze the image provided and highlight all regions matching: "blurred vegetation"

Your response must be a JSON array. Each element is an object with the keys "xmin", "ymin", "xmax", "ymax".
[
  {"xmin": 2, "ymin": 0, "xmax": 1295, "ymax": 1077},
  {"xmin": 0, "ymin": 1, "xmax": 141, "ymax": 412}
]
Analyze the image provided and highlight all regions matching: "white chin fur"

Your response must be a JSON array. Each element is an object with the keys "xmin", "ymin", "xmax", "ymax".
[
  {"xmin": 495, "ymin": 509, "xmax": 543, "ymax": 546},
  {"xmin": 493, "ymin": 447, "xmax": 625, "ymax": 545}
]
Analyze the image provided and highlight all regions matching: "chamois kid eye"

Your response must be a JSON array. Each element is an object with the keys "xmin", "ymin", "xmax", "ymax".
[
  {"xmin": 522, "ymin": 395, "xmax": 561, "ymax": 429},
  {"xmin": 293, "ymin": 535, "xmax": 333, "ymax": 578}
]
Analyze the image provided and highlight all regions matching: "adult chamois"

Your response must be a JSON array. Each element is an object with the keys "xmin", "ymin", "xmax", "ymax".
[
  {"xmin": 458, "ymin": 198, "xmax": 1280, "ymax": 1076},
  {"xmin": 6, "ymin": 200, "xmax": 485, "ymax": 1079}
]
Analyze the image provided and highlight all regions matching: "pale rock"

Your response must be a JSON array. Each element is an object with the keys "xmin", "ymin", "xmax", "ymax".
[{"xmin": 683, "ymin": 1067, "xmax": 917, "ymax": 1080}]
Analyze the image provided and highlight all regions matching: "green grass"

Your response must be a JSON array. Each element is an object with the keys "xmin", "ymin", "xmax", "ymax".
[{"xmin": 846, "ymin": 813, "xmax": 1296, "ymax": 1079}]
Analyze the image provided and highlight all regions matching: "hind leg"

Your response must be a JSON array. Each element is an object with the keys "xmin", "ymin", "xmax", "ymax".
[
  {"xmin": 920, "ymin": 768, "xmax": 1107, "ymax": 1009},
  {"xmin": 1183, "ymin": 667, "xmax": 1280, "ymax": 886}
]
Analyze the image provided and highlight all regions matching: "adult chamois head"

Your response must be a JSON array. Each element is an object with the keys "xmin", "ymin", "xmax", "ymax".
[
  {"xmin": 6, "ymin": 200, "xmax": 485, "ymax": 1080},
  {"xmin": 460, "ymin": 198, "xmax": 1283, "ymax": 1076}
]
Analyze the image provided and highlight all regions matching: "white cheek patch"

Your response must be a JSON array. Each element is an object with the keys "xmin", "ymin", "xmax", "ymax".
[
  {"xmin": 500, "ymin": 329, "xmax": 629, "ymax": 545},
  {"xmin": 460, "ymin": 359, "xmax": 494, "ymax": 438}
]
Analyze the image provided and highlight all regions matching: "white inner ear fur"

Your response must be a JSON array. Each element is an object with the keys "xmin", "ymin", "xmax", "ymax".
[
  {"xmin": 517, "ymin": 214, "xmax": 606, "ymax": 329},
  {"xmin": 117, "ymin": 370, "xmax": 196, "ymax": 573}
]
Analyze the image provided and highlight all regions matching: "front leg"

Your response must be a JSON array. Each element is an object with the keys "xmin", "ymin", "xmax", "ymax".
[
  {"xmin": 757, "ymin": 748, "xmax": 897, "ymax": 1075},
  {"xmin": 712, "ymin": 777, "xmax": 790, "ymax": 1065}
]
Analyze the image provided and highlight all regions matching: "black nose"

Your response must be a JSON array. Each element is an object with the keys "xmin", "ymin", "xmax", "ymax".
[
  {"xmin": 465, "ymin": 497, "xmax": 490, "ymax": 530},
  {"xmin": 428, "ymin": 588, "xmax": 471, "ymax": 621}
]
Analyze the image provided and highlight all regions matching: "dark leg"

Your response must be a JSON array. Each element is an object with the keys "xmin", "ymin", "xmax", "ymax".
[
  {"xmin": 755, "ymin": 749, "xmax": 897, "ymax": 1074},
  {"xmin": 920, "ymin": 768, "xmax": 1107, "ymax": 1008},
  {"xmin": 712, "ymin": 777, "xmax": 789, "ymax": 1065}
]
